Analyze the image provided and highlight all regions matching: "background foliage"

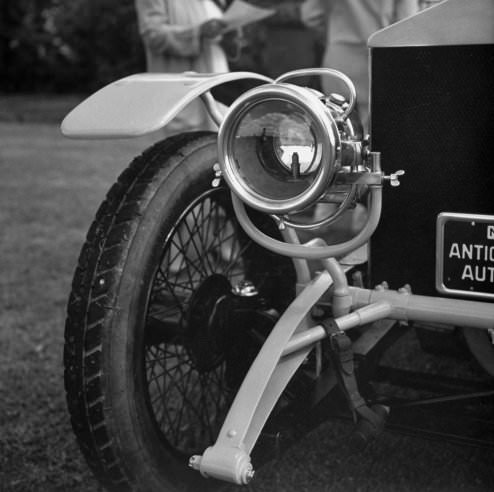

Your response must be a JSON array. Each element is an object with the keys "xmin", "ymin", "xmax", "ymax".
[
  {"xmin": 1, "ymin": 0, "xmax": 144, "ymax": 92},
  {"xmin": 1, "ymin": 0, "xmax": 438, "ymax": 93},
  {"xmin": 0, "ymin": 0, "xmax": 307, "ymax": 94}
]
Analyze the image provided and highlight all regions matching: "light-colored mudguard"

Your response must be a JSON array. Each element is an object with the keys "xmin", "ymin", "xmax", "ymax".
[{"xmin": 61, "ymin": 71, "xmax": 273, "ymax": 139}]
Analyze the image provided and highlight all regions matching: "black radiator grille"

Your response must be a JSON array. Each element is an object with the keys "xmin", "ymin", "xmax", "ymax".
[{"xmin": 369, "ymin": 44, "xmax": 494, "ymax": 295}]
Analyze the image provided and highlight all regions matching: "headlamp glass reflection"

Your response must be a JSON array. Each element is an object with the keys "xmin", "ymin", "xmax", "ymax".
[{"xmin": 232, "ymin": 99, "xmax": 321, "ymax": 201}]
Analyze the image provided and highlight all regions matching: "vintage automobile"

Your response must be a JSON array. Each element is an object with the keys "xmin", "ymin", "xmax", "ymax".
[{"xmin": 61, "ymin": 0, "xmax": 494, "ymax": 490}]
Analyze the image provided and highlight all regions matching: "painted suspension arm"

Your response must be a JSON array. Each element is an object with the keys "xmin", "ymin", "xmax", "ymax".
[
  {"xmin": 284, "ymin": 287, "xmax": 494, "ymax": 359},
  {"xmin": 189, "ymin": 270, "xmax": 334, "ymax": 484},
  {"xmin": 350, "ymin": 287, "xmax": 494, "ymax": 329},
  {"xmin": 188, "ymin": 266, "xmax": 494, "ymax": 486}
]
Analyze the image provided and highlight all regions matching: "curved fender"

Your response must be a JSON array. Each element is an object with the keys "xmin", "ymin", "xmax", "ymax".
[{"xmin": 61, "ymin": 71, "xmax": 273, "ymax": 139}]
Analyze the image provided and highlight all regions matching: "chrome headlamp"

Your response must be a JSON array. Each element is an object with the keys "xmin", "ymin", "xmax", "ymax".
[{"xmin": 218, "ymin": 83, "xmax": 341, "ymax": 215}]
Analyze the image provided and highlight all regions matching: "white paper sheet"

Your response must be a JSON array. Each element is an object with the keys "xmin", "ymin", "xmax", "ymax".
[{"xmin": 222, "ymin": 0, "xmax": 275, "ymax": 31}]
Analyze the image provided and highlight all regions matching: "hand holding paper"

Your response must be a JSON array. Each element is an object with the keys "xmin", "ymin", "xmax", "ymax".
[{"xmin": 200, "ymin": 18, "xmax": 228, "ymax": 38}]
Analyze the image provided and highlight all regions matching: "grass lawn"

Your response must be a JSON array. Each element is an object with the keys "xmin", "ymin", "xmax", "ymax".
[
  {"xmin": 0, "ymin": 120, "xmax": 156, "ymax": 491},
  {"xmin": 0, "ymin": 116, "xmax": 493, "ymax": 492}
]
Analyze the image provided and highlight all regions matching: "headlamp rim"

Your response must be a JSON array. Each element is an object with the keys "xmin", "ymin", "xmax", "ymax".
[{"xmin": 218, "ymin": 83, "xmax": 340, "ymax": 215}]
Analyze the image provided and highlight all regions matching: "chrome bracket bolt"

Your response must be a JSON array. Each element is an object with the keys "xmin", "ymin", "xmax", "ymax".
[
  {"xmin": 189, "ymin": 455, "xmax": 201, "ymax": 470},
  {"xmin": 233, "ymin": 280, "xmax": 258, "ymax": 297},
  {"xmin": 244, "ymin": 468, "xmax": 255, "ymax": 483},
  {"xmin": 383, "ymin": 169, "xmax": 405, "ymax": 187},
  {"xmin": 212, "ymin": 163, "xmax": 222, "ymax": 187}
]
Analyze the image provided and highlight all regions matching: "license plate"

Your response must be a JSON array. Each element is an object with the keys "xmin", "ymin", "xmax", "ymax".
[{"xmin": 436, "ymin": 212, "xmax": 494, "ymax": 300}]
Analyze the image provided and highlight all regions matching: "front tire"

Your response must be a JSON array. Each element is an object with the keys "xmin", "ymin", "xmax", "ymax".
[{"xmin": 64, "ymin": 132, "xmax": 296, "ymax": 491}]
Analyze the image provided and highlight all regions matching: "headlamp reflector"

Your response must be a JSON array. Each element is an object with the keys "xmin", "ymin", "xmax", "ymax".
[{"xmin": 233, "ymin": 98, "xmax": 320, "ymax": 199}]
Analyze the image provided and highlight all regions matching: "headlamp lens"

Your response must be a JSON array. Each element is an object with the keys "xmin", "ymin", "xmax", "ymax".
[
  {"xmin": 272, "ymin": 109, "xmax": 317, "ymax": 173},
  {"xmin": 231, "ymin": 99, "xmax": 322, "ymax": 201}
]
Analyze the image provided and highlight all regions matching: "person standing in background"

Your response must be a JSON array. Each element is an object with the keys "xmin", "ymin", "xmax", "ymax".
[
  {"xmin": 301, "ymin": 0, "xmax": 420, "ymax": 132},
  {"xmin": 135, "ymin": 0, "xmax": 229, "ymax": 136}
]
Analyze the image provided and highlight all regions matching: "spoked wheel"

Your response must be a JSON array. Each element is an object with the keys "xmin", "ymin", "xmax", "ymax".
[
  {"xmin": 64, "ymin": 132, "xmax": 300, "ymax": 492},
  {"xmin": 143, "ymin": 205, "xmax": 281, "ymax": 460}
]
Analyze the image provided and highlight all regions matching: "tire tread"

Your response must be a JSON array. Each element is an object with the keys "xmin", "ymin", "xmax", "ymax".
[{"xmin": 64, "ymin": 132, "xmax": 214, "ymax": 490}]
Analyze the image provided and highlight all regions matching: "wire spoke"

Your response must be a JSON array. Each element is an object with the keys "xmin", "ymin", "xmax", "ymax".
[{"xmin": 141, "ymin": 187, "xmax": 290, "ymax": 456}]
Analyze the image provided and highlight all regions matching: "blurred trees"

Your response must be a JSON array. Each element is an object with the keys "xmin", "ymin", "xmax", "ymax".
[
  {"xmin": 1, "ymin": 0, "xmax": 69, "ymax": 91},
  {"xmin": 53, "ymin": 0, "xmax": 144, "ymax": 92},
  {"xmin": 0, "ymin": 0, "xmax": 306, "ymax": 94},
  {"xmin": 1, "ymin": 0, "xmax": 144, "ymax": 93}
]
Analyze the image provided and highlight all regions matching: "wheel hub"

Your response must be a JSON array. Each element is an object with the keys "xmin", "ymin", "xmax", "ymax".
[
  {"xmin": 186, "ymin": 274, "xmax": 233, "ymax": 372},
  {"xmin": 186, "ymin": 275, "xmax": 278, "ymax": 378}
]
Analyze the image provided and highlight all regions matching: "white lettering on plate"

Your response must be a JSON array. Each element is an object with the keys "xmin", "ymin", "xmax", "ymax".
[
  {"xmin": 461, "ymin": 264, "xmax": 494, "ymax": 283},
  {"xmin": 448, "ymin": 243, "xmax": 494, "ymax": 262}
]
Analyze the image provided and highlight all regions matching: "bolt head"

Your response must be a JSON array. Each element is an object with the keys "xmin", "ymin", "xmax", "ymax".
[
  {"xmin": 188, "ymin": 455, "xmax": 200, "ymax": 469},
  {"xmin": 245, "ymin": 469, "xmax": 255, "ymax": 483},
  {"xmin": 232, "ymin": 280, "xmax": 258, "ymax": 297}
]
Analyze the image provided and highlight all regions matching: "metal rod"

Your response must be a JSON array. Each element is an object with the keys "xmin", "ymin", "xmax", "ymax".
[
  {"xmin": 350, "ymin": 287, "xmax": 494, "ymax": 329},
  {"xmin": 280, "ymin": 227, "xmax": 312, "ymax": 288},
  {"xmin": 200, "ymin": 91, "xmax": 225, "ymax": 127},
  {"xmin": 232, "ymin": 186, "xmax": 382, "ymax": 260},
  {"xmin": 282, "ymin": 301, "xmax": 392, "ymax": 357},
  {"xmin": 390, "ymin": 390, "xmax": 494, "ymax": 408},
  {"xmin": 321, "ymin": 257, "xmax": 351, "ymax": 316},
  {"xmin": 274, "ymin": 68, "xmax": 357, "ymax": 120}
]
